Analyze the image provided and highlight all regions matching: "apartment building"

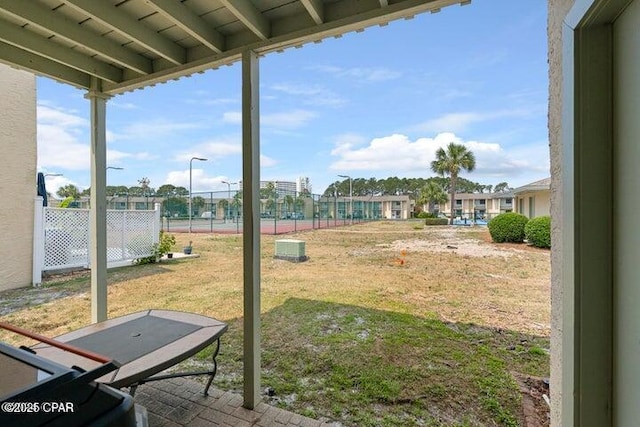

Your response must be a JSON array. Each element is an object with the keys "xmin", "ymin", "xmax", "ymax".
[{"xmin": 437, "ymin": 192, "xmax": 514, "ymax": 220}]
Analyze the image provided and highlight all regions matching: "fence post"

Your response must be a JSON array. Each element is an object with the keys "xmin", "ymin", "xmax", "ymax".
[
  {"xmin": 154, "ymin": 203, "xmax": 161, "ymax": 244},
  {"xmin": 121, "ymin": 210, "xmax": 127, "ymax": 261},
  {"xmin": 32, "ymin": 197, "xmax": 45, "ymax": 286}
]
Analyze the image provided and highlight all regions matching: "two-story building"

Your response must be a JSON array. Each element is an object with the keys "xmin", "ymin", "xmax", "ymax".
[
  {"xmin": 437, "ymin": 192, "xmax": 514, "ymax": 221},
  {"xmin": 317, "ymin": 195, "xmax": 413, "ymax": 220}
]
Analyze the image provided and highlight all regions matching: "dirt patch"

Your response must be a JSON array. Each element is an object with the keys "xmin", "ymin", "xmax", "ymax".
[
  {"xmin": 514, "ymin": 373, "xmax": 550, "ymax": 427},
  {"xmin": 386, "ymin": 236, "xmax": 519, "ymax": 258},
  {"xmin": 370, "ymin": 226, "xmax": 543, "ymax": 258}
]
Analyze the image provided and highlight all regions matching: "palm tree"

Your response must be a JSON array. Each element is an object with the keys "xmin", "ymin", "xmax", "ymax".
[
  {"xmin": 56, "ymin": 184, "xmax": 80, "ymax": 200},
  {"xmin": 283, "ymin": 195, "xmax": 294, "ymax": 218},
  {"xmin": 419, "ymin": 181, "xmax": 448, "ymax": 215},
  {"xmin": 430, "ymin": 142, "xmax": 476, "ymax": 224}
]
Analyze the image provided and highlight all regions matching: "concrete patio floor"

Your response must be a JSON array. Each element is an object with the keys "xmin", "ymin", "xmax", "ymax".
[{"xmin": 133, "ymin": 377, "xmax": 336, "ymax": 427}]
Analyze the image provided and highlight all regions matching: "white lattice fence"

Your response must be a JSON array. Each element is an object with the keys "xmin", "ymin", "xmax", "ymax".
[
  {"xmin": 106, "ymin": 210, "xmax": 158, "ymax": 262},
  {"xmin": 43, "ymin": 208, "xmax": 90, "ymax": 270},
  {"xmin": 33, "ymin": 201, "xmax": 160, "ymax": 284}
]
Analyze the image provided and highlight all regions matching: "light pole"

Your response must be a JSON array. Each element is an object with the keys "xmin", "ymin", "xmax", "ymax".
[
  {"xmin": 221, "ymin": 180, "xmax": 236, "ymax": 223},
  {"xmin": 189, "ymin": 157, "xmax": 207, "ymax": 233},
  {"xmin": 338, "ymin": 174, "xmax": 352, "ymax": 225}
]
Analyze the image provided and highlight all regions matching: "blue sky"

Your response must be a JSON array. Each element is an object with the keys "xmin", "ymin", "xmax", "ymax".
[{"xmin": 37, "ymin": 0, "xmax": 549, "ymax": 197}]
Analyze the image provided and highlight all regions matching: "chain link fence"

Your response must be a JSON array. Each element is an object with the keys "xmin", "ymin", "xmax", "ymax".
[{"xmin": 161, "ymin": 190, "xmax": 383, "ymax": 235}]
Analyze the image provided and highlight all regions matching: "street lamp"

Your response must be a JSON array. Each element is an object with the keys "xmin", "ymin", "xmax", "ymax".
[
  {"xmin": 189, "ymin": 157, "xmax": 208, "ymax": 233},
  {"xmin": 44, "ymin": 173, "xmax": 63, "ymax": 177},
  {"xmin": 338, "ymin": 174, "xmax": 353, "ymax": 225},
  {"xmin": 221, "ymin": 180, "xmax": 237, "ymax": 223},
  {"xmin": 106, "ymin": 166, "xmax": 124, "ymax": 170}
]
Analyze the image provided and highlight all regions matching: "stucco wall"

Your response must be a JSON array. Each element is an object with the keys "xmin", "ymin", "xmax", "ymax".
[
  {"xmin": 515, "ymin": 190, "xmax": 551, "ymax": 218},
  {"xmin": 535, "ymin": 190, "xmax": 551, "ymax": 218},
  {"xmin": 0, "ymin": 65, "xmax": 36, "ymax": 291},
  {"xmin": 548, "ymin": 0, "xmax": 575, "ymax": 425}
]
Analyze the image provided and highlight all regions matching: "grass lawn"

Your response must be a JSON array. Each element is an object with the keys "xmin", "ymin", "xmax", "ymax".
[{"xmin": 0, "ymin": 221, "xmax": 550, "ymax": 426}]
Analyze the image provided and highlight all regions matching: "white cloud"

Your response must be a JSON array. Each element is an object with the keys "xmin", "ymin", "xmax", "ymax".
[
  {"xmin": 108, "ymin": 150, "xmax": 156, "ymax": 163},
  {"xmin": 313, "ymin": 65, "xmax": 402, "ymax": 82},
  {"xmin": 329, "ymin": 132, "xmax": 549, "ymax": 184},
  {"xmin": 37, "ymin": 104, "xmax": 88, "ymax": 127},
  {"xmin": 411, "ymin": 109, "xmax": 535, "ymax": 134},
  {"xmin": 118, "ymin": 119, "xmax": 208, "ymax": 140},
  {"xmin": 271, "ymin": 83, "xmax": 346, "ymax": 107},
  {"xmin": 164, "ymin": 169, "xmax": 229, "ymax": 193},
  {"xmin": 331, "ymin": 133, "xmax": 367, "ymax": 156},
  {"xmin": 43, "ymin": 175, "xmax": 78, "ymax": 198},
  {"xmin": 37, "ymin": 104, "xmax": 157, "ymax": 171},
  {"xmin": 262, "ymin": 110, "xmax": 316, "ymax": 129},
  {"xmin": 186, "ymin": 97, "xmax": 239, "ymax": 106},
  {"xmin": 174, "ymin": 136, "xmax": 242, "ymax": 163},
  {"xmin": 174, "ymin": 136, "xmax": 276, "ymax": 169},
  {"xmin": 222, "ymin": 111, "xmax": 242, "ymax": 124},
  {"xmin": 37, "ymin": 105, "xmax": 90, "ymax": 170},
  {"xmin": 261, "ymin": 154, "xmax": 277, "ymax": 167},
  {"xmin": 222, "ymin": 109, "xmax": 316, "ymax": 130},
  {"xmin": 110, "ymin": 101, "xmax": 138, "ymax": 110}
]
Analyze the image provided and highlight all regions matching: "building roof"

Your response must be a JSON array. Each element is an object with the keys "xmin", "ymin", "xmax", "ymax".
[
  {"xmin": 0, "ymin": 0, "xmax": 467, "ymax": 95},
  {"xmin": 512, "ymin": 177, "xmax": 551, "ymax": 194}
]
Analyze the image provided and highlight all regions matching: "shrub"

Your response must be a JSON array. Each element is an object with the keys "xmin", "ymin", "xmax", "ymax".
[
  {"xmin": 524, "ymin": 216, "xmax": 551, "ymax": 248},
  {"xmin": 424, "ymin": 218, "xmax": 448, "ymax": 226},
  {"xmin": 416, "ymin": 211, "xmax": 439, "ymax": 219},
  {"xmin": 488, "ymin": 212, "xmax": 529, "ymax": 243},
  {"xmin": 135, "ymin": 231, "xmax": 176, "ymax": 264}
]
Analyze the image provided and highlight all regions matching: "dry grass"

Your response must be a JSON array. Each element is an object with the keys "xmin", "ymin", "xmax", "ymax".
[{"xmin": 0, "ymin": 221, "xmax": 551, "ymax": 426}]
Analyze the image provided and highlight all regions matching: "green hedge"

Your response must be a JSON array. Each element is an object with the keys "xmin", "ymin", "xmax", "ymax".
[
  {"xmin": 416, "ymin": 211, "xmax": 437, "ymax": 219},
  {"xmin": 524, "ymin": 216, "xmax": 551, "ymax": 248},
  {"xmin": 487, "ymin": 212, "xmax": 529, "ymax": 243},
  {"xmin": 425, "ymin": 218, "xmax": 448, "ymax": 226}
]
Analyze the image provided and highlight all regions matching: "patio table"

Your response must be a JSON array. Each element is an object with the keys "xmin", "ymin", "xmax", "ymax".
[{"xmin": 30, "ymin": 309, "xmax": 228, "ymax": 396}]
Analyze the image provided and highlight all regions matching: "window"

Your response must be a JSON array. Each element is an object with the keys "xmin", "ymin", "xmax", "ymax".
[
  {"xmin": 455, "ymin": 199, "xmax": 462, "ymax": 206},
  {"xmin": 505, "ymin": 198, "xmax": 512, "ymax": 205}
]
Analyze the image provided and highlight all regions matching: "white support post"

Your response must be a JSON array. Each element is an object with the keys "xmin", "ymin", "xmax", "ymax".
[
  {"xmin": 86, "ymin": 77, "xmax": 110, "ymax": 323},
  {"xmin": 32, "ymin": 196, "xmax": 44, "ymax": 286},
  {"xmin": 241, "ymin": 49, "xmax": 261, "ymax": 409},
  {"xmin": 154, "ymin": 203, "xmax": 161, "ymax": 245}
]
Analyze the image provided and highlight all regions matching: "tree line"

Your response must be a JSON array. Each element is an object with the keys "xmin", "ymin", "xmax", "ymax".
[
  {"xmin": 322, "ymin": 176, "xmax": 510, "ymax": 198},
  {"xmin": 56, "ymin": 180, "xmax": 190, "ymax": 199}
]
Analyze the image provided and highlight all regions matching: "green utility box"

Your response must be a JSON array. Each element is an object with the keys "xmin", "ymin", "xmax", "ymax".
[{"xmin": 274, "ymin": 239, "xmax": 307, "ymax": 262}]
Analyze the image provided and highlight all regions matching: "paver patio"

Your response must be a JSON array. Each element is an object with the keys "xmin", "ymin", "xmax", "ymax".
[{"xmin": 133, "ymin": 377, "xmax": 335, "ymax": 427}]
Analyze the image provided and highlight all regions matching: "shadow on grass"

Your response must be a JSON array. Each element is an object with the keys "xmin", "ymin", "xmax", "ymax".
[
  {"xmin": 0, "ymin": 263, "xmax": 174, "ymax": 317},
  {"xmin": 201, "ymin": 298, "xmax": 549, "ymax": 427}
]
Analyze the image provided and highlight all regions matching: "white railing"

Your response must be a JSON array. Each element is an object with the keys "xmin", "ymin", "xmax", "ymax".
[{"xmin": 33, "ymin": 197, "xmax": 160, "ymax": 285}]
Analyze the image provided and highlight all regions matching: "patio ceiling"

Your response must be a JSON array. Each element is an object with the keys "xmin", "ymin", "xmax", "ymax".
[{"xmin": 0, "ymin": 0, "xmax": 467, "ymax": 95}]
